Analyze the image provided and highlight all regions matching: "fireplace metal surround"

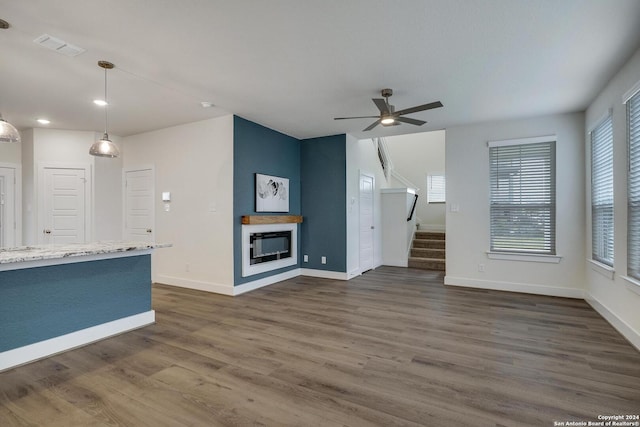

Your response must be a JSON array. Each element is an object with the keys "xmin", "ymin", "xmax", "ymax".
[{"xmin": 241, "ymin": 222, "xmax": 297, "ymax": 277}]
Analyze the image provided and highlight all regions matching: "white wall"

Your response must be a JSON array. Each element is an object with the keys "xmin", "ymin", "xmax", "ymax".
[
  {"xmin": 445, "ymin": 112, "xmax": 586, "ymax": 298},
  {"xmin": 385, "ymin": 130, "xmax": 446, "ymax": 231},
  {"xmin": 123, "ymin": 115, "xmax": 234, "ymax": 291},
  {"xmin": 381, "ymin": 188, "xmax": 416, "ymax": 267},
  {"xmin": 0, "ymin": 138, "xmax": 21, "ymax": 164},
  {"xmin": 21, "ymin": 128, "xmax": 123, "ymax": 244},
  {"xmin": 584, "ymin": 46, "xmax": 640, "ymax": 349},
  {"xmin": 346, "ymin": 136, "xmax": 390, "ymax": 277}
]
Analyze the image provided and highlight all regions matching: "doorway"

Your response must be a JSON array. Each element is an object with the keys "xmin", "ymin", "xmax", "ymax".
[
  {"xmin": 39, "ymin": 165, "xmax": 91, "ymax": 245},
  {"xmin": 124, "ymin": 167, "xmax": 154, "ymax": 242},
  {"xmin": 359, "ymin": 172, "xmax": 375, "ymax": 273},
  {"xmin": 0, "ymin": 165, "xmax": 18, "ymax": 247}
]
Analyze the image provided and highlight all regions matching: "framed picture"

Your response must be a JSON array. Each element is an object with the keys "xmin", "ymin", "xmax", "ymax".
[{"xmin": 255, "ymin": 173, "xmax": 289, "ymax": 212}]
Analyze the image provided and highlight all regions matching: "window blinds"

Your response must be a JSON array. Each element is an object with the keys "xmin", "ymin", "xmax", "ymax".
[
  {"xmin": 427, "ymin": 174, "xmax": 446, "ymax": 203},
  {"xmin": 489, "ymin": 141, "xmax": 556, "ymax": 254},
  {"xmin": 591, "ymin": 115, "xmax": 614, "ymax": 266},
  {"xmin": 628, "ymin": 91, "xmax": 640, "ymax": 279}
]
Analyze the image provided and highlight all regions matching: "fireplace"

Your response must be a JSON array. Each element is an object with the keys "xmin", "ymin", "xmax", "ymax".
[{"xmin": 242, "ymin": 222, "xmax": 297, "ymax": 277}]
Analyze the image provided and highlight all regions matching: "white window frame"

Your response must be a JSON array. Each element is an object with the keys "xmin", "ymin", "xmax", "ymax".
[
  {"xmin": 625, "ymin": 84, "xmax": 640, "ymax": 283},
  {"xmin": 426, "ymin": 173, "xmax": 446, "ymax": 204},
  {"xmin": 487, "ymin": 135, "xmax": 560, "ymax": 262},
  {"xmin": 589, "ymin": 112, "xmax": 614, "ymax": 268}
]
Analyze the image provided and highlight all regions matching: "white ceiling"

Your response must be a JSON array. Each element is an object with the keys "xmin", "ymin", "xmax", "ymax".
[{"xmin": 1, "ymin": 0, "xmax": 640, "ymax": 140}]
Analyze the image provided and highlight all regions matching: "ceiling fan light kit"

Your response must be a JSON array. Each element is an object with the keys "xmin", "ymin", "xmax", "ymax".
[
  {"xmin": 89, "ymin": 61, "xmax": 120, "ymax": 158},
  {"xmin": 335, "ymin": 88, "xmax": 443, "ymax": 131}
]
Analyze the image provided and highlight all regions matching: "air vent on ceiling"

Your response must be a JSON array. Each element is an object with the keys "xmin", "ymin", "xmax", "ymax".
[{"xmin": 33, "ymin": 34, "xmax": 85, "ymax": 57}]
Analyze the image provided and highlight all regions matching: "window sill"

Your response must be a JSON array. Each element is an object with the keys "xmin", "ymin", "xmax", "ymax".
[
  {"xmin": 621, "ymin": 276, "xmax": 640, "ymax": 297},
  {"xmin": 486, "ymin": 252, "xmax": 562, "ymax": 263},
  {"xmin": 587, "ymin": 259, "xmax": 614, "ymax": 280}
]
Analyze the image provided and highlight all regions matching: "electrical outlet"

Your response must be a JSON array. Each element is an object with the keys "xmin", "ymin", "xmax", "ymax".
[
  {"xmin": 303, "ymin": 255, "xmax": 308, "ymax": 262},
  {"xmin": 478, "ymin": 263, "xmax": 485, "ymax": 272},
  {"xmin": 321, "ymin": 256, "xmax": 327, "ymax": 264}
]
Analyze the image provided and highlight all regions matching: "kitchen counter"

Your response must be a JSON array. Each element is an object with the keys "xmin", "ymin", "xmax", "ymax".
[
  {"xmin": 0, "ymin": 241, "xmax": 170, "ymax": 371},
  {"xmin": 0, "ymin": 241, "xmax": 171, "ymax": 271}
]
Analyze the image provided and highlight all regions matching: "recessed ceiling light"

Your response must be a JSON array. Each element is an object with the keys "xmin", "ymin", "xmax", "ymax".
[
  {"xmin": 200, "ymin": 101, "xmax": 215, "ymax": 108},
  {"xmin": 37, "ymin": 118, "xmax": 51, "ymax": 125},
  {"xmin": 93, "ymin": 99, "xmax": 108, "ymax": 106}
]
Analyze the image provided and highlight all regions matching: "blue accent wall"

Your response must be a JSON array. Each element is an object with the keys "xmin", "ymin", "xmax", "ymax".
[
  {"xmin": 233, "ymin": 116, "xmax": 301, "ymax": 285},
  {"xmin": 300, "ymin": 135, "xmax": 347, "ymax": 272},
  {"xmin": 0, "ymin": 255, "xmax": 151, "ymax": 352}
]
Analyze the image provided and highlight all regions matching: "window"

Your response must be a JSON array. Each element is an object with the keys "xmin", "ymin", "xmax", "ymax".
[
  {"xmin": 427, "ymin": 174, "xmax": 446, "ymax": 203},
  {"xmin": 591, "ymin": 115, "xmax": 614, "ymax": 266},
  {"xmin": 489, "ymin": 138, "xmax": 556, "ymax": 254},
  {"xmin": 628, "ymin": 90, "xmax": 640, "ymax": 280}
]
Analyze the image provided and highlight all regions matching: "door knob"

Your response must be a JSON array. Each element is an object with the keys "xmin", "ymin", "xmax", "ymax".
[
  {"xmin": 43, "ymin": 229, "xmax": 51, "ymax": 234},
  {"xmin": 146, "ymin": 229, "xmax": 152, "ymax": 233}
]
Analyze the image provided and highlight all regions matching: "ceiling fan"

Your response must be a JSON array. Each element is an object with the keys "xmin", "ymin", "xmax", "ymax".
[{"xmin": 334, "ymin": 88, "xmax": 443, "ymax": 131}]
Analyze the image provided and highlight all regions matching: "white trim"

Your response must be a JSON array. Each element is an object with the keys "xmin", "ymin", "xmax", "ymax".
[
  {"xmin": 487, "ymin": 135, "xmax": 556, "ymax": 148},
  {"xmin": 444, "ymin": 276, "xmax": 584, "ymax": 299},
  {"xmin": 486, "ymin": 251, "xmax": 562, "ymax": 263},
  {"xmin": 588, "ymin": 259, "xmax": 615, "ymax": 280},
  {"xmin": 584, "ymin": 293, "xmax": 640, "ymax": 352},
  {"xmin": 587, "ymin": 108, "xmax": 613, "ymax": 134},
  {"xmin": 241, "ymin": 223, "xmax": 297, "ymax": 277},
  {"xmin": 37, "ymin": 162, "xmax": 93, "ymax": 244},
  {"xmin": 0, "ymin": 310, "xmax": 155, "ymax": 372},
  {"xmin": 347, "ymin": 268, "xmax": 361, "ymax": 279},
  {"xmin": 380, "ymin": 187, "xmax": 416, "ymax": 195},
  {"xmin": 621, "ymin": 275, "xmax": 640, "ymax": 297},
  {"xmin": 123, "ymin": 165, "xmax": 155, "ymax": 242},
  {"xmin": 622, "ymin": 78, "xmax": 640, "ymax": 104},
  {"xmin": 154, "ymin": 274, "xmax": 235, "ymax": 296},
  {"xmin": 0, "ymin": 249, "xmax": 153, "ymax": 272},
  {"xmin": 300, "ymin": 268, "xmax": 349, "ymax": 280},
  {"xmin": 233, "ymin": 268, "xmax": 301, "ymax": 295},
  {"xmin": 0, "ymin": 162, "xmax": 22, "ymax": 247}
]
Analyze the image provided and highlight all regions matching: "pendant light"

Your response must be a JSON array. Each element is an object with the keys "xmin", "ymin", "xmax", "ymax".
[
  {"xmin": 89, "ymin": 60, "xmax": 119, "ymax": 158},
  {"xmin": 0, "ymin": 113, "xmax": 21, "ymax": 143}
]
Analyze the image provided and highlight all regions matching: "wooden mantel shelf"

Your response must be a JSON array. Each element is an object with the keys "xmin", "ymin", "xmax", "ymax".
[{"xmin": 241, "ymin": 215, "xmax": 303, "ymax": 225}]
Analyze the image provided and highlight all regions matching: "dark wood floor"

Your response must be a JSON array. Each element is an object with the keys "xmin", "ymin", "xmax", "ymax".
[{"xmin": 1, "ymin": 267, "xmax": 639, "ymax": 426}]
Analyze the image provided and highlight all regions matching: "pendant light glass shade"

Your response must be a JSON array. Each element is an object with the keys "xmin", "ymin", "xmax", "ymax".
[
  {"xmin": 0, "ymin": 114, "xmax": 21, "ymax": 143},
  {"xmin": 90, "ymin": 60, "xmax": 119, "ymax": 158}
]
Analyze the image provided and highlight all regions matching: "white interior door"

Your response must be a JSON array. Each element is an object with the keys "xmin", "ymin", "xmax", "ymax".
[
  {"xmin": 0, "ymin": 168, "xmax": 15, "ymax": 247},
  {"xmin": 42, "ymin": 167, "xmax": 87, "ymax": 244},
  {"xmin": 359, "ymin": 173, "xmax": 375, "ymax": 272},
  {"xmin": 124, "ymin": 168, "xmax": 154, "ymax": 242}
]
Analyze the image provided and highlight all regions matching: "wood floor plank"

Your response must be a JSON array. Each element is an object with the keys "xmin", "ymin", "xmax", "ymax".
[{"xmin": 1, "ymin": 266, "xmax": 639, "ymax": 426}]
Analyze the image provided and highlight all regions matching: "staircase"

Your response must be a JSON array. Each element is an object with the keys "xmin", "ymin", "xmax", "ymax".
[{"xmin": 408, "ymin": 231, "xmax": 445, "ymax": 271}]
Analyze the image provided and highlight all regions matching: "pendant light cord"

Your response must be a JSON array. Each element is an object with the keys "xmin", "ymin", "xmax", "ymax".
[{"xmin": 104, "ymin": 66, "xmax": 108, "ymax": 135}]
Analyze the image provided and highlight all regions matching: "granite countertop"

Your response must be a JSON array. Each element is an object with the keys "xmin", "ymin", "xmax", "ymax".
[{"xmin": 0, "ymin": 241, "xmax": 172, "ymax": 265}]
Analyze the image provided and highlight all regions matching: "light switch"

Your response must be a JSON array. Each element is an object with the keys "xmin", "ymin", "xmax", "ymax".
[{"xmin": 162, "ymin": 192, "xmax": 171, "ymax": 202}]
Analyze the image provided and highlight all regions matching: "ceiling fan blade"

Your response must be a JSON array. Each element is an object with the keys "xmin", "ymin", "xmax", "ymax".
[
  {"xmin": 372, "ymin": 98, "xmax": 390, "ymax": 114},
  {"xmin": 363, "ymin": 119, "xmax": 381, "ymax": 131},
  {"xmin": 395, "ymin": 116, "xmax": 426, "ymax": 126},
  {"xmin": 394, "ymin": 101, "xmax": 443, "ymax": 116},
  {"xmin": 334, "ymin": 116, "xmax": 380, "ymax": 120}
]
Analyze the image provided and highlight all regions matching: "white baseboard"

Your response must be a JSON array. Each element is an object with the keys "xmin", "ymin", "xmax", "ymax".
[
  {"xmin": 158, "ymin": 268, "xmax": 352, "ymax": 298},
  {"xmin": 585, "ymin": 293, "xmax": 640, "ymax": 352},
  {"xmin": 0, "ymin": 310, "xmax": 155, "ymax": 372},
  {"xmin": 444, "ymin": 276, "xmax": 584, "ymax": 299},
  {"xmin": 382, "ymin": 260, "xmax": 409, "ymax": 267},
  {"xmin": 300, "ymin": 268, "xmax": 349, "ymax": 280},
  {"xmin": 233, "ymin": 269, "xmax": 301, "ymax": 295},
  {"xmin": 348, "ymin": 268, "xmax": 361, "ymax": 279},
  {"xmin": 155, "ymin": 274, "xmax": 235, "ymax": 295}
]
